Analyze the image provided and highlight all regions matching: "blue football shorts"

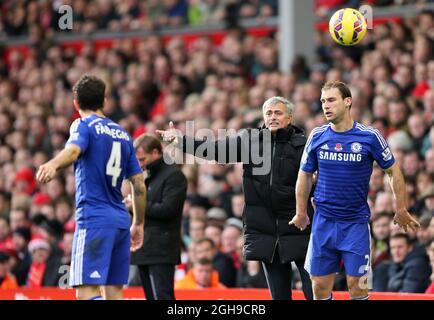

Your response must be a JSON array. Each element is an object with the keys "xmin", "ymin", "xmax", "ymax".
[
  {"xmin": 304, "ymin": 213, "xmax": 371, "ymax": 277},
  {"xmin": 69, "ymin": 227, "xmax": 130, "ymax": 287}
]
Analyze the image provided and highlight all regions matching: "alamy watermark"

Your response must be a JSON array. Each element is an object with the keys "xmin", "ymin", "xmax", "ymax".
[
  {"xmin": 58, "ymin": 5, "xmax": 73, "ymax": 30},
  {"xmin": 359, "ymin": 5, "xmax": 374, "ymax": 30},
  {"xmin": 357, "ymin": 254, "xmax": 373, "ymax": 290},
  {"xmin": 162, "ymin": 121, "xmax": 272, "ymax": 176},
  {"xmin": 58, "ymin": 265, "xmax": 70, "ymax": 289}
]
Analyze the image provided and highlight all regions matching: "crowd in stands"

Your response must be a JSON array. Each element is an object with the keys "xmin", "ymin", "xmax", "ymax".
[
  {"xmin": 0, "ymin": 0, "xmax": 279, "ymax": 37},
  {"xmin": 0, "ymin": 0, "xmax": 433, "ymax": 294},
  {"xmin": 1, "ymin": 0, "xmax": 432, "ymax": 38}
]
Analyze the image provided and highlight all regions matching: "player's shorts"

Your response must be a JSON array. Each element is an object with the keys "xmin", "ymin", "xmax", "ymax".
[
  {"xmin": 304, "ymin": 213, "xmax": 371, "ymax": 277},
  {"xmin": 69, "ymin": 227, "xmax": 130, "ymax": 287}
]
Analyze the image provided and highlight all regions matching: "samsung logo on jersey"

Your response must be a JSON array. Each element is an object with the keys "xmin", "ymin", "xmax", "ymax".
[
  {"xmin": 319, "ymin": 151, "xmax": 362, "ymax": 162},
  {"xmin": 95, "ymin": 123, "xmax": 130, "ymax": 141}
]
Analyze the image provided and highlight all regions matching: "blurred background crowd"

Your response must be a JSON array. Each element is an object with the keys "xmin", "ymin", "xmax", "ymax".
[{"xmin": 0, "ymin": 0, "xmax": 433, "ymax": 294}]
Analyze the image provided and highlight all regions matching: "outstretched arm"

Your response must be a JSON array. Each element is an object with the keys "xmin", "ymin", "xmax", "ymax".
[
  {"xmin": 384, "ymin": 163, "xmax": 420, "ymax": 232},
  {"xmin": 36, "ymin": 144, "xmax": 81, "ymax": 183},
  {"xmin": 289, "ymin": 170, "xmax": 313, "ymax": 231},
  {"xmin": 156, "ymin": 121, "xmax": 243, "ymax": 163},
  {"xmin": 128, "ymin": 172, "xmax": 146, "ymax": 252}
]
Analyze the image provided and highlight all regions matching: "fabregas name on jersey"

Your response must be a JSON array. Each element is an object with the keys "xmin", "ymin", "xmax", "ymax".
[{"xmin": 95, "ymin": 122, "xmax": 130, "ymax": 141}]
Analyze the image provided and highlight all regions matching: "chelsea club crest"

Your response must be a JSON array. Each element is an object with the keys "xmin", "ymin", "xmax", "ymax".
[{"xmin": 351, "ymin": 142, "xmax": 362, "ymax": 153}]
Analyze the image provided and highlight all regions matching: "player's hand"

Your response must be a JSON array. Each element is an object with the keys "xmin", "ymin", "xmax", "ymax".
[
  {"xmin": 36, "ymin": 162, "xmax": 57, "ymax": 184},
  {"xmin": 289, "ymin": 213, "xmax": 310, "ymax": 231},
  {"xmin": 156, "ymin": 121, "xmax": 178, "ymax": 143},
  {"xmin": 393, "ymin": 209, "xmax": 420, "ymax": 233},
  {"xmin": 130, "ymin": 224, "xmax": 144, "ymax": 252}
]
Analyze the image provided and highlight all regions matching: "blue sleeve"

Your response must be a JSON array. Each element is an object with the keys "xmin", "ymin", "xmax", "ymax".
[
  {"xmin": 66, "ymin": 119, "xmax": 89, "ymax": 153},
  {"xmin": 300, "ymin": 132, "xmax": 318, "ymax": 173},
  {"xmin": 125, "ymin": 139, "xmax": 142, "ymax": 178},
  {"xmin": 369, "ymin": 129, "xmax": 395, "ymax": 170}
]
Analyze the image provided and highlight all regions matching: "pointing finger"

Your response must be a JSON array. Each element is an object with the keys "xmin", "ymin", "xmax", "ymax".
[{"xmin": 155, "ymin": 130, "xmax": 165, "ymax": 135}]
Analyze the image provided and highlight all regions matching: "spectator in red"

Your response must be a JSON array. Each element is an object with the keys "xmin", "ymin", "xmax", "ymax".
[
  {"xmin": 13, "ymin": 168, "xmax": 36, "ymax": 196},
  {"xmin": 0, "ymin": 251, "xmax": 18, "ymax": 290},
  {"xmin": 26, "ymin": 237, "xmax": 62, "ymax": 288},
  {"xmin": 30, "ymin": 192, "xmax": 52, "ymax": 217}
]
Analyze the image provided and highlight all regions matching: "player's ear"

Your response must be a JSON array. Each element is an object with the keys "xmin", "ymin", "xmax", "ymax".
[{"xmin": 73, "ymin": 99, "xmax": 80, "ymax": 112}]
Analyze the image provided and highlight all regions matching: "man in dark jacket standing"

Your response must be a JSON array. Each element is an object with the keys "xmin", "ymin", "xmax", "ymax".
[
  {"xmin": 157, "ymin": 96, "xmax": 313, "ymax": 300},
  {"xmin": 130, "ymin": 134, "xmax": 187, "ymax": 300}
]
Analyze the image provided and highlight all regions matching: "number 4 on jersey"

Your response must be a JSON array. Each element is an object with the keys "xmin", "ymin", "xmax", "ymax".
[{"xmin": 106, "ymin": 141, "xmax": 122, "ymax": 187}]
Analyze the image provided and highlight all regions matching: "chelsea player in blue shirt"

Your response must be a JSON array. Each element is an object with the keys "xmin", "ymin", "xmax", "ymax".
[
  {"xmin": 36, "ymin": 75, "xmax": 146, "ymax": 300},
  {"xmin": 290, "ymin": 81, "xmax": 420, "ymax": 300}
]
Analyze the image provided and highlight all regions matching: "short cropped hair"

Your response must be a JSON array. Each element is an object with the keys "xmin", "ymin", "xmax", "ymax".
[
  {"xmin": 322, "ymin": 81, "xmax": 352, "ymax": 99},
  {"xmin": 133, "ymin": 134, "xmax": 163, "ymax": 154},
  {"xmin": 72, "ymin": 75, "xmax": 106, "ymax": 111},
  {"xmin": 262, "ymin": 96, "xmax": 294, "ymax": 115}
]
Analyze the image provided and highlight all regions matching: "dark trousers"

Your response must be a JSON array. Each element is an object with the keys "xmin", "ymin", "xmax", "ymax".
[
  {"xmin": 137, "ymin": 264, "xmax": 175, "ymax": 300},
  {"xmin": 262, "ymin": 250, "xmax": 313, "ymax": 300}
]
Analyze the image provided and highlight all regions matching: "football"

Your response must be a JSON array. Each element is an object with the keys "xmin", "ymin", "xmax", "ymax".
[{"xmin": 329, "ymin": 8, "xmax": 367, "ymax": 46}]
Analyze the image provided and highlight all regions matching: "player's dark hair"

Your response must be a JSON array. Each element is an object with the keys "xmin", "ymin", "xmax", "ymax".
[
  {"xmin": 322, "ymin": 81, "xmax": 352, "ymax": 99},
  {"xmin": 133, "ymin": 134, "xmax": 163, "ymax": 154},
  {"xmin": 72, "ymin": 75, "xmax": 106, "ymax": 111}
]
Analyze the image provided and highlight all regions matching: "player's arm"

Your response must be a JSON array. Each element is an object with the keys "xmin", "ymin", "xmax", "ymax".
[
  {"xmin": 383, "ymin": 163, "xmax": 420, "ymax": 232},
  {"xmin": 128, "ymin": 173, "xmax": 146, "ymax": 226},
  {"xmin": 36, "ymin": 144, "xmax": 81, "ymax": 184},
  {"xmin": 156, "ymin": 121, "xmax": 243, "ymax": 163},
  {"xmin": 128, "ymin": 172, "xmax": 146, "ymax": 251},
  {"xmin": 289, "ymin": 170, "xmax": 313, "ymax": 231}
]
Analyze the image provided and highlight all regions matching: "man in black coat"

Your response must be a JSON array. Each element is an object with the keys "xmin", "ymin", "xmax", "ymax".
[
  {"xmin": 129, "ymin": 134, "xmax": 187, "ymax": 300},
  {"xmin": 157, "ymin": 96, "xmax": 314, "ymax": 300}
]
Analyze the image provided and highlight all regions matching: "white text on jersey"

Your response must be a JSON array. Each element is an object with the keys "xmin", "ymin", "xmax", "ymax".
[
  {"xmin": 95, "ymin": 123, "xmax": 130, "ymax": 141},
  {"xmin": 319, "ymin": 151, "xmax": 362, "ymax": 162}
]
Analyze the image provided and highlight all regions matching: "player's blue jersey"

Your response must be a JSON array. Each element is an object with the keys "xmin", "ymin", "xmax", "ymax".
[
  {"xmin": 66, "ymin": 114, "xmax": 142, "ymax": 229},
  {"xmin": 301, "ymin": 121, "xmax": 395, "ymax": 223}
]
